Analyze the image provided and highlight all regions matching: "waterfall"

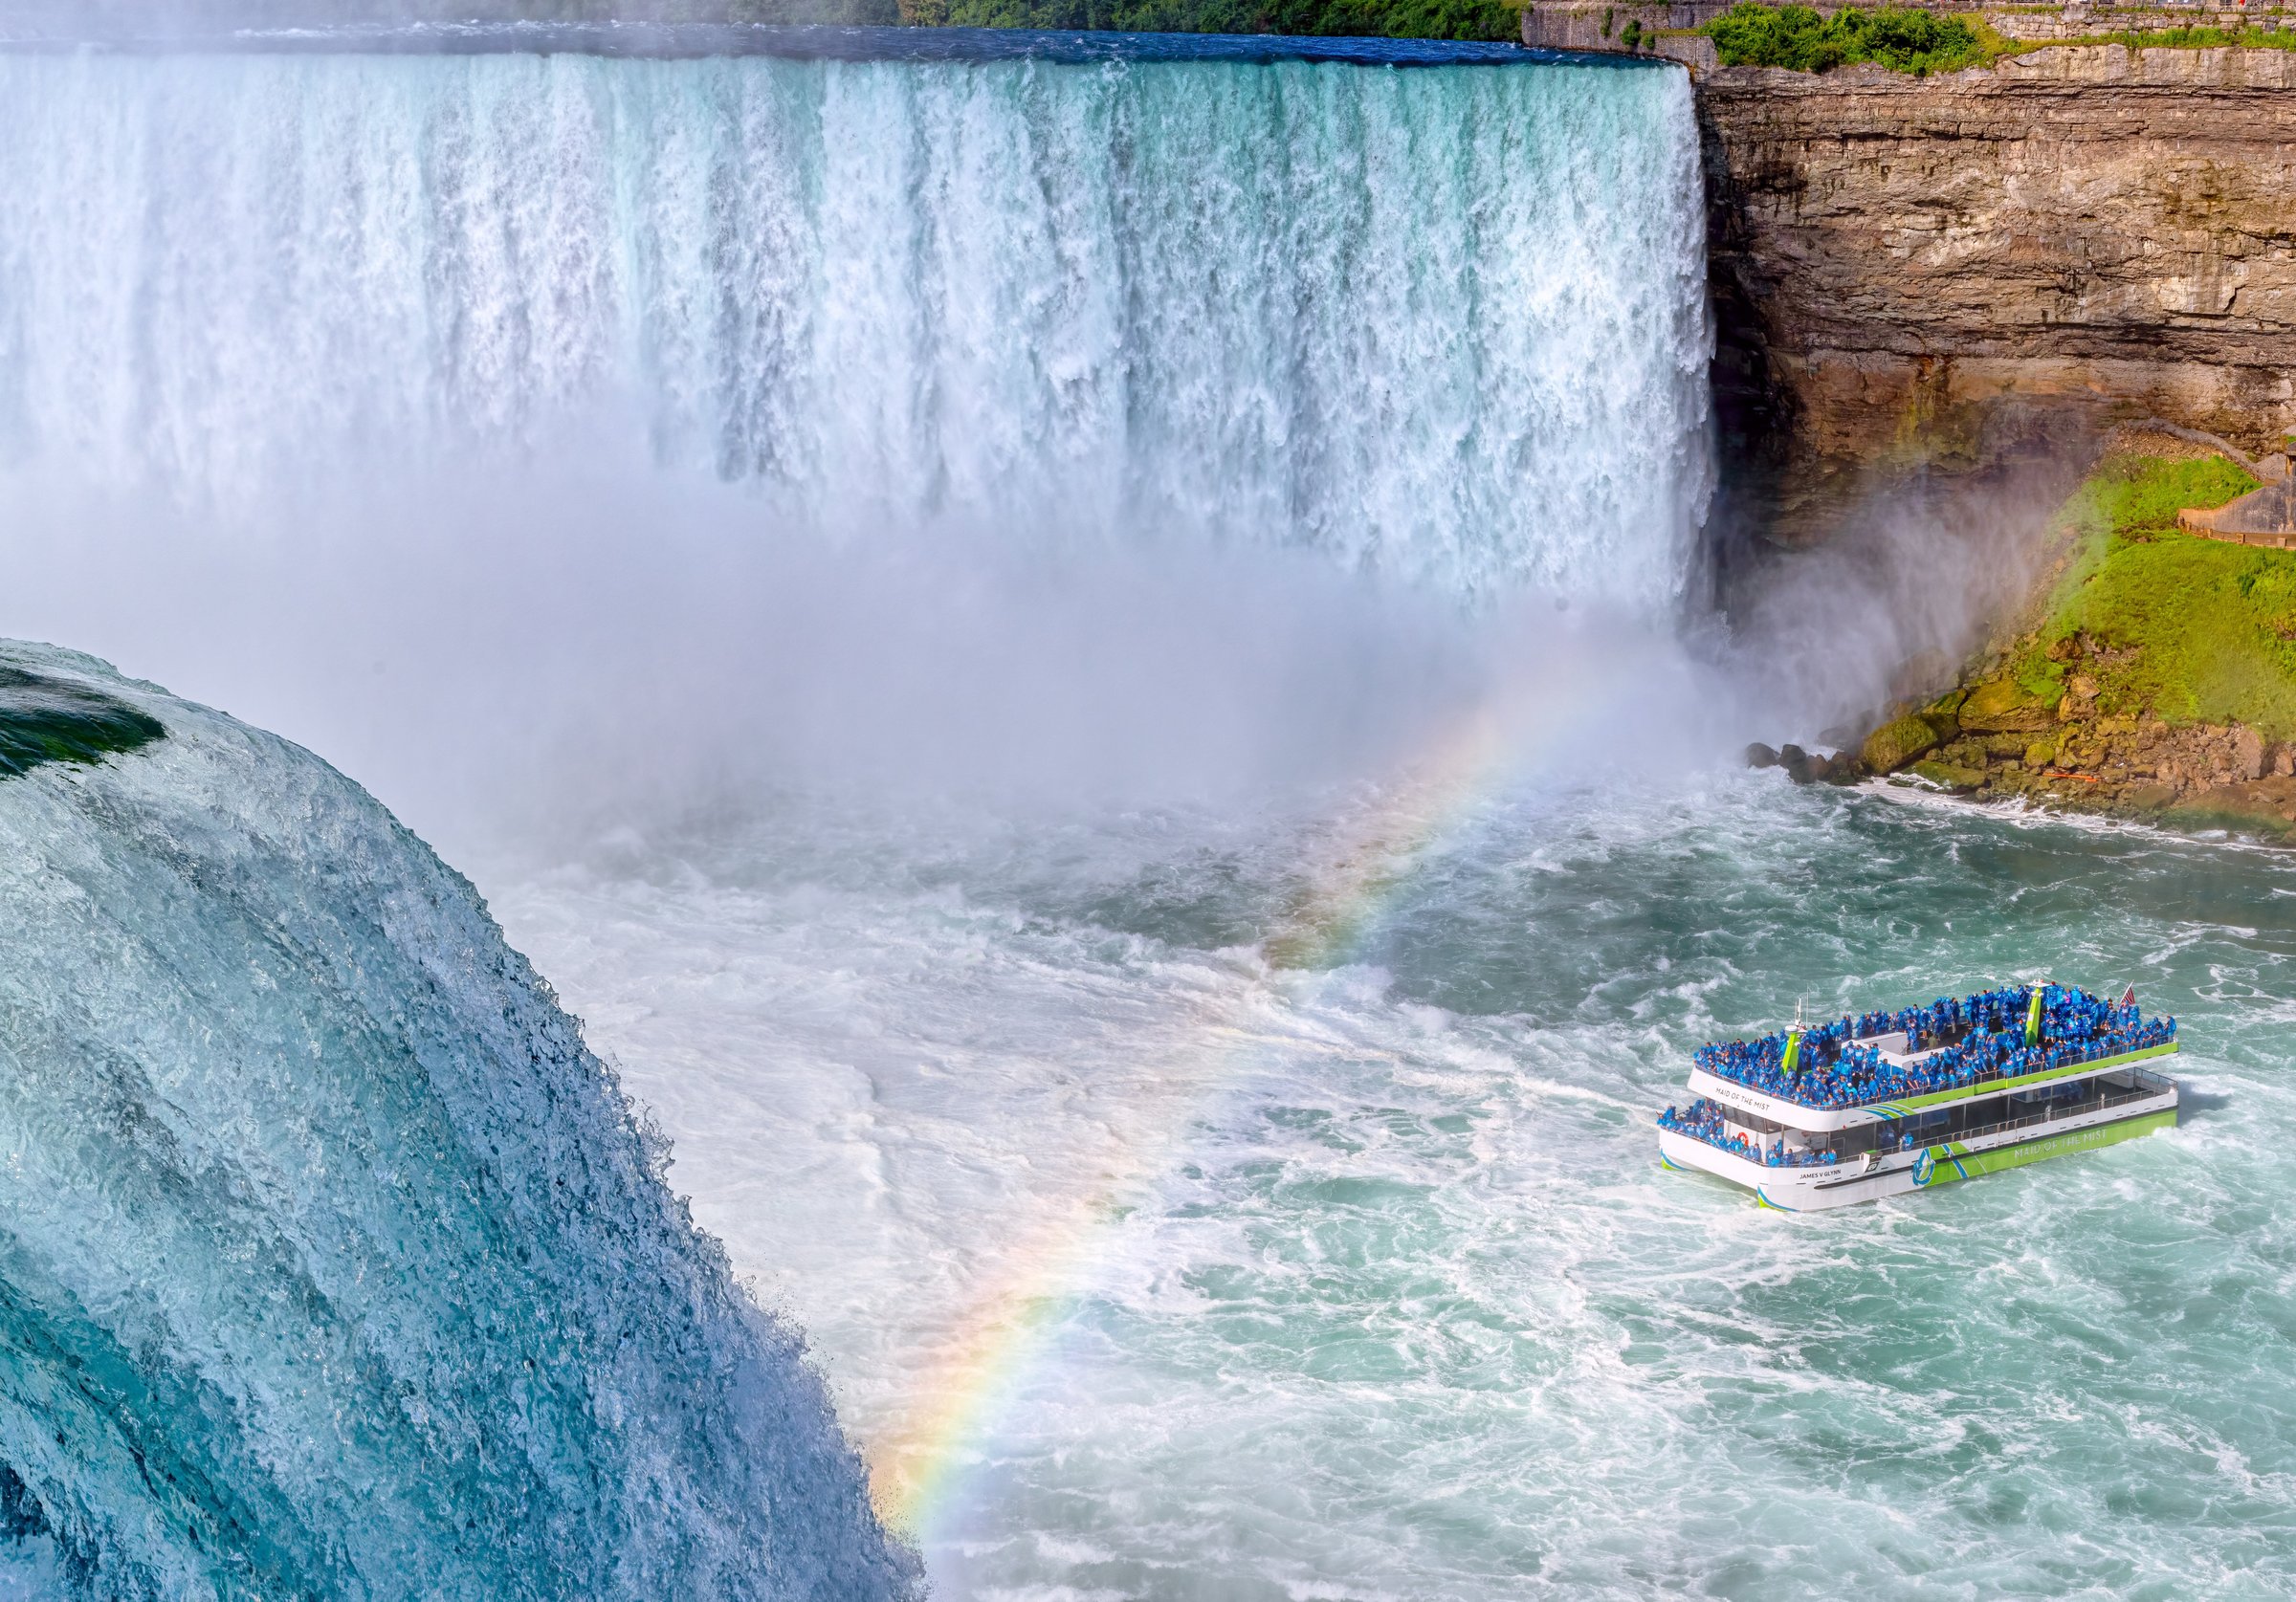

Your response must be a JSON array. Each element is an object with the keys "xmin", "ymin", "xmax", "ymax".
[
  {"xmin": 0, "ymin": 44, "xmax": 1711, "ymax": 604},
  {"xmin": 0, "ymin": 643, "xmax": 920, "ymax": 1599},
  {"xmin": 0, "ymin": 33, "xmax": 1716, "ymax": 1598}
]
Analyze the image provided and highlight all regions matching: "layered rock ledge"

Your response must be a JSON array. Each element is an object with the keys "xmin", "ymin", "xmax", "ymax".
[{"xmin": 1693, "ymin": 45, "xmax": 2296, "ymax": 542}]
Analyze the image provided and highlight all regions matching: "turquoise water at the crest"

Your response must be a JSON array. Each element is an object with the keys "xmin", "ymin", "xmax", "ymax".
[{"xmin": 0, "ymin": 646, "xmax": 916, "ymax": 1600}]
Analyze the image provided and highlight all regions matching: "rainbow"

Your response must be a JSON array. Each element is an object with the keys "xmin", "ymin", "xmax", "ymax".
[{"xmin": 868, "ymin": 686, "xmax": 1591, "ymax": 1535}]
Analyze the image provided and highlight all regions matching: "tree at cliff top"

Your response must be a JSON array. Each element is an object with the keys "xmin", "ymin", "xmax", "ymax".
[
  {"xmin": 1704, "ymin": 3, "xmax": 1993, "ymax": 72},
  {"xmin": 897, "ymin": 0, "xmax": 1522, "ymax": 39}
]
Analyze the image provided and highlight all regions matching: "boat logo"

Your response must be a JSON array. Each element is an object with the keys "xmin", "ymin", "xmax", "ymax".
[{"xmin": 1911, "ymin": 1146, "xmax": 1936, "ymax": 1187}]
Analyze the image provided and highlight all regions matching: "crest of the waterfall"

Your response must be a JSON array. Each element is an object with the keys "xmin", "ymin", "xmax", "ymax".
[
  {"xmin": 0, "ymin": 47, "xmax": 1711, "ymax": 609},
  {"xmin": 0, "ymin": 641, "xmax": 921, "ymax": 1598}
]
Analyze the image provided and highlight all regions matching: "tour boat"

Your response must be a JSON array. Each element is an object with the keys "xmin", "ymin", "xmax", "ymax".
[{"xmin": 1658, "ymin": 984, "xmax": 2178, "ymax": 1210}]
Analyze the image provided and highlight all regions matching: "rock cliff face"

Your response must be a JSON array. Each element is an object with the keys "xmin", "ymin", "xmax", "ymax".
[{"xmin": 1694, "ymin": 46, "xmax": 2296, "ymax": 543}]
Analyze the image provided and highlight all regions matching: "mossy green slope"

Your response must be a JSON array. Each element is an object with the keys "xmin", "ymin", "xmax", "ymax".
[
  {"xmin": 2009, "ymin": 455, "xmax": 2296, "ymax": 736},
  {"xmin": 0, "ymin": 666, "xmax": 166, "ymax": 779},
  {"xmin": 1869, "ymin": 450, "xmax": 2296, "ymax": 839}
]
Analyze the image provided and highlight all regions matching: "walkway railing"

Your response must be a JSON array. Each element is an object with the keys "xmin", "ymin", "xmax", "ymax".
[{"xmin": 1705, "ymin": 1032, "xmax": 2172, "ymax": 1112}]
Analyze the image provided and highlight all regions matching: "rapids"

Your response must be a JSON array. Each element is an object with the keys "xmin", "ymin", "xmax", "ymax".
[{"xmin": 496, "ymin": 767, "xmax": 2296, "ymax": 1598}]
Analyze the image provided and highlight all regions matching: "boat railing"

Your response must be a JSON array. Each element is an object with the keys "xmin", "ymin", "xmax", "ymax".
[
  {"xmin": 1662, "ymin": 1120, "xmax": 1845, "ymax": 1168},
  {"xmin": 1706, "ymin": 1032, "xmax": 2173, "ymax": 1109},
  {"xmin": 1883, "ymin": 1072, "xmax": 2175, "ymax": 1152},
  {"xmin": 1669, "ymin": 1070, "xmax": 2175, "ymax": 1168}
]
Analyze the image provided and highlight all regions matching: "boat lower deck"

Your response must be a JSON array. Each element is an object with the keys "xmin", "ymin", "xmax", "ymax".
[{"xmin": 1660, "ymin": 1069, "xmax": 2178, "ymax": 1211}]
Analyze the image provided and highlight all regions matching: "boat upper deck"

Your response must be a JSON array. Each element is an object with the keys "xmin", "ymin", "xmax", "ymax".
[{"xmin": 1685, "ymin": 984, "xmax": 2178, "ymax": 1132}]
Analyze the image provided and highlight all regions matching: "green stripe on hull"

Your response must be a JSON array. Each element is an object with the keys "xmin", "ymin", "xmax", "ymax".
[
  {"xmin": 1914, "ymin": 1108, "xmax": 2176, "ymax": 1189},
  {"xmin": 1872, "ymin": 1042, "xmax": 2177, "ymax": 1120}
]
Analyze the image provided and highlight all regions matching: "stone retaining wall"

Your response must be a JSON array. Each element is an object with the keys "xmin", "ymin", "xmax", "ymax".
[{"xmin": 2178, "ymin": 479, "xmax": 2296, "ymax": 542}]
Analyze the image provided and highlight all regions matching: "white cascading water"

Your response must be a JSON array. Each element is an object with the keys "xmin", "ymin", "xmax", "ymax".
[
  {"xmin": 0, "ymin": 37, "xmax": 1733, "ymax": 1601},
  {"xmin": 0, "ymin": 642, "xmax": 921, "ymax": 1601},
  {"xmin": 0, "ymin": 48, "xmax": 1710, "ymax": 604}
]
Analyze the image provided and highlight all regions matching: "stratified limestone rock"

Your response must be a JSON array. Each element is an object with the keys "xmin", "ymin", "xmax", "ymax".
[{"xmin": 1698, "ymin": 46, "xmax": 2296, "ymax": 542}]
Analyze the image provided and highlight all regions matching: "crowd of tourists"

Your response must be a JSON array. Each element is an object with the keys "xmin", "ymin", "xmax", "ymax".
[
  {"xmin": 1848, "ymin": 988, "xmax": 2035, "ymax": 1055},
  {"xmin": 1687, "ymin": 985, "xmax": 2176, "ymax": 1111},
  {"xmin": 1656, "ymin": 1098, "xmax": 1842, "ymax": 1166}
]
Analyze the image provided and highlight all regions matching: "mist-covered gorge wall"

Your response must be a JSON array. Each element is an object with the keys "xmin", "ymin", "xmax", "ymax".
[{"xmin": 0, "ymin": 49, "xmax": 1711, "ymax": 606}]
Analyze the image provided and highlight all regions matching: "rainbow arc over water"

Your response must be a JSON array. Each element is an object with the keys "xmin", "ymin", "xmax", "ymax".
[{"xmin": 868, "ymin": 694, "xmax": 1583, "ymax": 1533}]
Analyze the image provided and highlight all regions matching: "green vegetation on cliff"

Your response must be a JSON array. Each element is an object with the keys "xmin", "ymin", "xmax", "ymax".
[
  {"xmin": 899, "ymin": 0, "xmax": 1522, "ymax": 37},
  {"xmin": 1700, "ymin": 5, "xmax": 2296, "ymax": 73},
  {"xmin": 1703, "ymin": 2, "xmax": 1995, "ymax": 72},
  {"xmin": 2008, "ymin": 455, "xmax": 2296, "ymax": 735},
  {"xmin": 1859, "ymin": 450, "xmax": 2296, "ymax": 839},
  {"xmin": 2074, "ymin": 23, "xmax": 2296, "ymax": 51}
]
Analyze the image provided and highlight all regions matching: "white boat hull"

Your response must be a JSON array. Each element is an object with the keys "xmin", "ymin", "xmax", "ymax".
[{"xmin": 1658, "ymin": 1084, "xmax": 2179, "ymax": 1211}]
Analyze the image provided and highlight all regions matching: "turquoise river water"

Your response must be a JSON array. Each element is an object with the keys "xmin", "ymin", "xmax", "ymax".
[{"xmin": 492, "ymin": 769, "xmax": 2296, "ymax": 1600}]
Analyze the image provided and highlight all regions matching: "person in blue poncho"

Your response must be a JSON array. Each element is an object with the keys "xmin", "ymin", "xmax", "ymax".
[{"xmin": 1693, "ymin": 985, "xmax": 2165, "ymax": 1111}]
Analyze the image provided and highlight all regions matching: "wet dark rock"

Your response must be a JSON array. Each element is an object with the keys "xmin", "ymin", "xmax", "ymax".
[
  {"xmin": 1778, "ymin": 744, "xmax": 1837, "ymax": 784},
  {"xmin": 1958, "ymin": 679, "xmax": 2058, "ymax": 735},
  {"xmin": 1910, "ymin": 759, "xmax": 1985, "ymax": 792}
]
